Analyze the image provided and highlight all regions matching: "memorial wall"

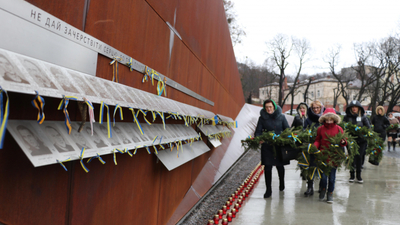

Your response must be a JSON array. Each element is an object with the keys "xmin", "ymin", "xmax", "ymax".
[{"xmin": 0, "ymin": 0, "xmax": 245, "ymax": 224}]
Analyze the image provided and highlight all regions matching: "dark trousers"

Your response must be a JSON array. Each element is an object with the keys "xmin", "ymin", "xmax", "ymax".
[
  {"xmin": 352, "ymin": 142, "xmax": 367, "ymax": 172},
  {"xmin": 264, "ymin": 165, "xmax": 284, "ymax": 191}
]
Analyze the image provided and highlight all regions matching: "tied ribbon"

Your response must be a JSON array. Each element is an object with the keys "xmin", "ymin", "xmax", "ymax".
[
  {"xmin": 137, "ymin": 109, "xmax": 151, "ymax": 125},
  {"xmin": 31, "ymin": 91, "xmax": 45, "ymax": 124},
  {"xmin": 272, "ymin": 133, "xmax": 280, "ymax": 140},
  {"xmin": 113, "ymin": 148, "xmax": 126, "ymax": 165},
  {"xmin": 311, "ymin": 167, "xmax": 323, "ymax": 180},
  {"xmin": 0, "ymin": 88, "xmax": 9, "ymax": 149},
  {"xmin": 156, "ymin": 77, "xmax": 167, "ymax": 96},
  {"xmin": 113, "ymin": 104, "xmax": 124, "ymax": 126},
  {"xmin": 133, "ymin": 146, "xmax": 142, "ymax": 155},
  {"xmin": 331, "ymin": 144, "xmax": 340, "ymax": 148},
  {"xmin": 308, "ymin": 129, "xmax": 312, "ymax": 137},
  {"xmin": 368, "ymin": 131, "xmax": 374, "ymax": 137},
  {"xmin": 288, "ymin": 133, "xmax": 302, "ymax": 143},
  {"xmin": 87, "ymin": 153, "xmax": 106, "ymax": 164},
  {"xmin": 83, "ymin": 98, "xmax": 95, "ymax": 135},
  {"xmin": 80, "ymin": 148, "xmax": 89, "ymax": 173},
  {"xmin": 298, "ymin": 151, "xmax": 310, "ymax": 169},
  {"xmin": 110, "ymin": 57, "xmax": 122, "ymax": 83},
  {"xmin": 56, "ymin": 158, "xmax": 71, "ymax": 171},
  {"xmin": 99, "ymin": 101, "xmax": 112, "ymax": 138},
  {"xmin": 355, "ymin": 126, "xmax": 360, "ymax": 131},
  {"xmin": 212, "ymin": 115, "xmax": 219, "ymax": 126},
  {"xmin": 128, "ymin": 108, "xmax": 144, "ymax": 135},
  {"xmin": 126, "ymin": 58, "xmax": 134, "ymax": 71},
  {"xmin": 58, "ymin": 95, "xmax": 78, "ymax": 135}
]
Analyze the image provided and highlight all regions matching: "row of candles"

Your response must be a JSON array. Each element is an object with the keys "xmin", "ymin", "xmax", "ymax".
[{"xmin": 207, "ymin": 163, "xmax": 264, "ymax": 225}]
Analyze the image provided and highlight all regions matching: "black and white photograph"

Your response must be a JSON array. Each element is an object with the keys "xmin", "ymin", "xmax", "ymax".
[
  {"xmin": 20, "ymin": 58, "xmax": 57, "ymax": 89},
  {"xmin": 68, "ymin": 71, "xmax": 97, "ymax": 97},
  {"xmin": 70, "ymin": 123, "xmax": 93, "ymax": 150},
  {"xmin": 48, "ymin": 66, "xmax": 80, "ymax": 94},
  {"xmin": 0, "ymin": 51, "xmax": 30, "ymax": 84},
  {"xmin": 113, "ymin": 126, "xmax": 132, "ymax": 145},
  {"xmin": 120, "ymin": 123, "xmax": 145, "ymax": 143},
  {"xmin": 15, "ymin": 124, "xmax": 53, "ymax": 156},
  {"xmin": 43, "ymin": 124, "xmax": 75, "ymax": 153},
  {"xmin": 85, "ymin": 125, "xmax": 108, "ymax": 148},
  {"xmin": 99, "ymin": 124, "xmax": 121, "ymax": 146}
]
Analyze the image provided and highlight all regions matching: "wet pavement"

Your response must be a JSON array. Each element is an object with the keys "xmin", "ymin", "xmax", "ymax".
[{"xmin": 231, "ymin": 149, "xmax": 400, "ymax": 225}]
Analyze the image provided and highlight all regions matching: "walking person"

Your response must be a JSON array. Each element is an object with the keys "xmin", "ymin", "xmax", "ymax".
[
  {"xmin": 291, "ymin": 102, "xmax": 308, "ymax": 128},
  {"xmin": 387, "ymin": 112, "xmax": 399, "ymax": 151},
  {"xmin": 255, "ymin": 99, "xmax": 290, "ymax": 198},
  {"xmin": 343, "ymin": 100, "xmax": 370, "ymax": 183},
  {"xmin": 314, "ymin": 108, "xmax": 347, "ymax": 203},
  {"xmin": 303, "ymin": 100, "xmax": 325, "ymax": 197},
  {"xmin": 371, "ymin": 106, "xmax": 390, "ymax": 142}
]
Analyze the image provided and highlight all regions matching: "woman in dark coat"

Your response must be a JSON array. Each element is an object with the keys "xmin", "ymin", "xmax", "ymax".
[
  {"xmin": 387, "ymin": 112, "xmax": 399, "ymax": 151},
  {"xmin": 303, "ymin": 100, "xmax": 324, "ymax": 197},
  {"xmin": 371, "ymin": 106, "xmax": 389, "ymax": 141},
  {"xmin": 291, "ymin": 102, "xmax": 308, "ymax": 128},
  {"xmin": 255, "ymin": 99, "xmax": 289, "ymax": 198},
  {"xmin": 343, "ymin": 100, "xmax": 370, "ymax": 183}
]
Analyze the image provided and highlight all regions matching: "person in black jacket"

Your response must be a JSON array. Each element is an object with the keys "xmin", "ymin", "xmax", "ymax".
[
  {"xmin": 343, "ymin": 100, "xmax": 370, "ymax": 183},
  {"xmin": 371, "ymin": 106, "xmax": 389, "ymax": 141},
  {"xmin": 255, "ymin": 99, "xmax": 289, "ymax": 198},
  {"xmin": 291, "ymin": 102, "xmax": 308, "ymax": 128},
  {"xmin": 303, "ymin": 100, "xmax": 325, "ymax": 197},
  {"xmin": 304, "ymin": 100, "xmax": 325, "ymax": 129}
]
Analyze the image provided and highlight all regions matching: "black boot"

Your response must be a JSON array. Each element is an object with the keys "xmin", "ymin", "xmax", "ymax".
[
  {"xmin": 349, "ymin": 171, "xmax": 355, "ymax": 182},
  {"xmin": 304, "ymin": 180, "xmax": 314, "ymax": 196},
  {"xmin": 388, "ymin": 141, "xmax": 391, "ymax": 151},
  {"xmin": 393, "ymin": 142, "xmax": 396, "ymax": 151},
  {"xmin": 277, "ymin": 166, "xmax": 285, "ymax": 191},
  {"xmin": 356, "ymin": 170, "xmax": 363, "ymax": 183},
  {"xmin": 264, "ymin": 170, "xmax": 272, "ymax": 198}
]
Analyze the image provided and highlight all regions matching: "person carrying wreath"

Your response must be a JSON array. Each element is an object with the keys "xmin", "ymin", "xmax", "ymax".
[
  {"xmin": 255, "ymin": 99, "xmax": 289, "ymax": 198},
  {"xmin": 303, "ymin": 100, "xmax": 325, "ymax": 197},
  {"xmin": 343, "ymin": 100, "xmax": 370, "ymax": 183},
  {"xmin": 371, "ymin": 106, "xmax": 390, "ymax": 142},
  {"xmin": 314, "ymin": 108, "xmax": 347, "ymax": 203},
  {"xmin": 387, "ymin": 112, "xmax": 399, "ymax": 151}
]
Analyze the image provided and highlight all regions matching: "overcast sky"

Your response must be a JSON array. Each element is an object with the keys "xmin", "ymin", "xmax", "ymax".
[{"xmin": 231, "ymin": 0, "xmax": 400, "ymax": 76}]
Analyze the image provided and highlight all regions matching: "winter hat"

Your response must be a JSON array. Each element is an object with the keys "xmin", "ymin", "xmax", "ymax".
[
  {"xmin": 318, "ymin": 108, "xmax": 341, "ymax": 124},
  {"xmin": 376, "ymin": 106, "xmax": 385, "ymax": 116},
  {"xmin": 263, "ymin": 99, "xmax": 277, "ymax": 111}
]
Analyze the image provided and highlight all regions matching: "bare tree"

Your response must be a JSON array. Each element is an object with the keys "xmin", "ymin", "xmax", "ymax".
[
  {"xmin": 352, "ymin": 43, "xmax": 376, "ymax": 103},
  {"xmin": 223, "ymin": 0, "xmax": 246, "ymax": 46},
  {"xmin": 267, "ymin": 34, "xmax": 293, "ymax": 107},
  {"xmin": 303, "ymin": 78, "xmax": 313, "ymax": 103},
  {"xmin": 324, "ymin": 44, "xmax": 352, "ymax": 106},
  {"xmin": 287, "ymin": 37, "xmax": 310, "ymax": 115}
]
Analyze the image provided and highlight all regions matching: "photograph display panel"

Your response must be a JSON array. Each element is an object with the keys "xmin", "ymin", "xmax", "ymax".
[
  {"xmin": 0, "ymin": 47, "xmax": 216, "ymax": 124},
  {"xmin": 7, "ymin": 120, "xmax": 201, "ymax": 167}
]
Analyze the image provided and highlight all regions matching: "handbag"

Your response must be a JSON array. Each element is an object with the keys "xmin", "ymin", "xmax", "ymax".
[{"xmin": 279, "ymin": 145, "xmax": 301, "ymax": 162}]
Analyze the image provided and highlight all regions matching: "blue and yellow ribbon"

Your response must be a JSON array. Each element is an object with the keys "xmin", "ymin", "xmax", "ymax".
[
  {"xmin": 113, "ymin": 104, "xmax": 124, "ymax": 126},
  {"xmin": 137, "ymin": 109, "xmax": 151, "ymax": 125},
  {"xmin": 99, "ymin": 101, "xmax": 112, "ymax": 138},
  {"xmin": 87, "ymin": 153, "xmax": 106, "ymax": 164},
  {"xmin": 56, "ymin": 158, "xmax": 71, "ymax": 171},
  {"xmin": 31, "ymin": 91, "xmax": 45, "ymax": 124},
  {"xmin": 79, "ymin": 148, "xmax": 89, "ymax": 173},
  {"xmin": 58, "ymin": 95, "xmax": 78, "ymax": 135},
  {"xmin": 0, "ymin": 88, "xmax": 9, "ymax": 149},
  {"xmin": 128, "ymin": 107, "xmax": 144, "ymax": 135},
  {"xmin": 157, "ymin": 77, "xmax": 167, "ymax": 96},
  {"xmin": 126, "ymin": 57, "xmax": 134, "ymax": 72},
  {"xmin": 110, "ymin": 57, "xmax": 122, "ymax": 83}
]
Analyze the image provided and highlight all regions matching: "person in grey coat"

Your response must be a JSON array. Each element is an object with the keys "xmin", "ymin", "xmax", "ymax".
[{"xmin": 255, "ymin": 99, "xmax": 290, "ymax": 198}]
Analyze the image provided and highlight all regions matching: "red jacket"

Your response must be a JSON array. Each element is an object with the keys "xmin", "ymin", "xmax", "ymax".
[{"xmin": 314, "ymin": 123, "xmax": 347, "ymax": 151}]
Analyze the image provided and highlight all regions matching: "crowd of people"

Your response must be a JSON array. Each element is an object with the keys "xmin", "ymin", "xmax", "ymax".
[{"xmin": 254, "ymin": 99, "xmax": 393, "ymax": 204}]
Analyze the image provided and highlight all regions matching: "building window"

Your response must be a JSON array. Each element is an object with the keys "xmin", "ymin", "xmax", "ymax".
[
  {"xmin": 311, "ymin": 91, "xmax": 314, "ymax": 98},
  {"xmin": 317, "ymin": 90, "xmax": 320, "ymax": 97}
]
